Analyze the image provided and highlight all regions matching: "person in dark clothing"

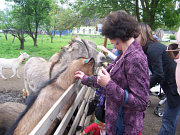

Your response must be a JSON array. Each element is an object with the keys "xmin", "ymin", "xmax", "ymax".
[{"xmin": 137, "ymin": 23, "xmax": 180, "ymax": 135}]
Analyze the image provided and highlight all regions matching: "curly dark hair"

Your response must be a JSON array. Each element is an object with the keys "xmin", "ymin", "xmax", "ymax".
[{"xmin": 102, "ymin": 10, "xmax": 140, "ymax": 42}]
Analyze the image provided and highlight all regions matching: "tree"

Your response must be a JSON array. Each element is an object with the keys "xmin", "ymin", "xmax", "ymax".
[
  {"xmin": 1, "ymin": 6, "xmax": 28, "ymax": 49},
  {"xmin": 10, "ymin": 0, "xmax": 52, "ymax": 46},
  {"xmin": 0, "ymin": 10, "xmax": 12, "ymax": 40},
  {"xmin": 8, "ymin": 6, "xmax": 28, "ymax": 49},
  {"xmin": 56, "ymin": 8, "xmax": 81, "ymax": 38},
  {"xmin": 70, "ymin": 0, "xmax": 180, "ymax": 30},
  {"xmin": 44, "ymin": 1, "xmax": 59, "ymax": 43},
  {"xmin": 24, "ymin": 0, "xmax": 52, "ymax": 46}
]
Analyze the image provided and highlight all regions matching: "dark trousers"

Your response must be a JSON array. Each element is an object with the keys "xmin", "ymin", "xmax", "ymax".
[{"xmin": 158, "ymin": 102, "xmax": 180, "ymax": 135}]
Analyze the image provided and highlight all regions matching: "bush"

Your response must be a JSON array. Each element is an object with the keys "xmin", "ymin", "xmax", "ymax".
[{"xmin": 170, "ymin": 35, "xmax": 176, "ymax": 40}]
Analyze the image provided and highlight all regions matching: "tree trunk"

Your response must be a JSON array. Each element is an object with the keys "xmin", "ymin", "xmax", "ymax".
[
  {"xmin": 20, "ymin": 39, "xmax": 24, "ymax": 50},
  {"xmin": 149, "ymin": 14, "xmax": 155, "ymax": 30},
  {"xmin": 12, "ymin": 36, "xmax": 15, "ymax": 44},
  {"xmin": 33, "ymin": 21, "xmax": 39, "ymax": 46},
  {"xmin": 135, "ymin": 0, "xmax": 140, "ymax": 22},
  {"xmin": 51, "ymin": 36, "xmax": 53, "ymax": 43},
  {"xmin": 4, "ymin": 33, "xmax": 7, "ymax": 40},
  {"xmin": 33, "ymin": 37, "xmax": 37, "ymax": 46}
]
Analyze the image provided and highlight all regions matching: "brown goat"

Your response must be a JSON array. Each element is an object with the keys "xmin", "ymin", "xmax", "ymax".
[
  {"xmin": 7, "ymin": 57, "xmax": 95, "ymax": 135},
  {"xmin": 0, "ymin": 102, "xmax": 26, "ymax": 134}
]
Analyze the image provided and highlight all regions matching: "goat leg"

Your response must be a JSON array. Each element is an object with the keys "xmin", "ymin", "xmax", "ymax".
[
  {"xmin": 0, "ymin": 74, "xmax": 7, "ymax": 79},
  {"xmin": 10, "ymin": 68, "xmax": 17, "ymax": 78},
  {"xmin": 16, "ymin": 70, "xmax": 20, "ymax": 78}
]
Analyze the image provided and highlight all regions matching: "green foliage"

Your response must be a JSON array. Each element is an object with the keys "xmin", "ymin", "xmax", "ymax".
[
  {"xmin": 70, "ymin": 0, "xmax": 180, "ymax": 30},
  {"xmin": 23, "ymin": 0, "xmax": 52, "ymax": 27},
  {"xmin": 170, "ymin": 35, "xmax": 176, "ymax": 40},
  {"xmin": 10, "ymin": 6, "xmax": 27, "ymax": 30},
  {"xmin": 0, "ymin": 9, "xmax": 12, "ymax": 29},
  {"xmin": 56, "ymin": 8, "xmax": 82, "ymax": 35}
]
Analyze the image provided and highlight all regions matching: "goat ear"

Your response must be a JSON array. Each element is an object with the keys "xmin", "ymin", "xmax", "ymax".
[{"xmin": 87, "ymin": 58, "xmax": 95, "ymax": 65}]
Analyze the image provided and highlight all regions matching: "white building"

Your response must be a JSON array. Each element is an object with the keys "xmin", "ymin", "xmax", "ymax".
[{"xmin": 72, "ymin": 24, "xmax": 102, "ymax": 35}]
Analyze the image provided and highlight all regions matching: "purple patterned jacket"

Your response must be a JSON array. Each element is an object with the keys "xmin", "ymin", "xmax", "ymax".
[{"xmin": 81, "ymin": 40, "xmax": 150, "ymax": 135}]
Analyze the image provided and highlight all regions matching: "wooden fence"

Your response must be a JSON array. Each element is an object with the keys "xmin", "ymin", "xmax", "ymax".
[{"xmin": 29, "ymin": 82, "xmax": 95, "ymax": 135}]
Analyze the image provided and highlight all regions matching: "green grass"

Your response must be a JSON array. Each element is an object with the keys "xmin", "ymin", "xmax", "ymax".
[{"xmin": 0, "ymin": 33, "xmax": 111, "ymax": 60}]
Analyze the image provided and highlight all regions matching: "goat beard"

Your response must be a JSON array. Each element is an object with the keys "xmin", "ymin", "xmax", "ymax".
[{"xmin": 22, "ymin": 59, "xmax": 26, "ymax": 63}]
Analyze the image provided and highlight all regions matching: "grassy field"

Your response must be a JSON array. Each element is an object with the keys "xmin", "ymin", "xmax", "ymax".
[
  {"xmin": 0, "ymin": 33, "xmax": 170, "ymax": 59},
  {"xmin": 0, "ymin": 33, "xmax": 113, "ymax": 59}
]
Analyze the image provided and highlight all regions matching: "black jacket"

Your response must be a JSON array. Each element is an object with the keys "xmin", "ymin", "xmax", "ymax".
[{"xmin": 145, "ymin": 42, "xmax": 180, "ymax": 108}]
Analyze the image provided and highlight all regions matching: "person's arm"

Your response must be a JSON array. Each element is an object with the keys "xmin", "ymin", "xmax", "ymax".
[
  {"xmin": 176, "ymin": 27, "xmax": 180, "ymax": 95},
  {"xmin": 97, "ymin": 46, "xmax": 117, "ymax": 60},
  {"xmin": 176, "ymin": 59, "xmax": 180, "ymax": 95},
  {"xmin": 81, "ymin": 75, "xmax": 101, "ymax": 89},
  {"xmin": 74, "ymin": 71, "xmax": 101, "ymax": 89},
  {"xmin": 176, "ymin": 27, "xmax": 180, "ymax": 45},
  {"xmin": 107, "ymin": 51, "xmax": 117, "ymax": 60}
]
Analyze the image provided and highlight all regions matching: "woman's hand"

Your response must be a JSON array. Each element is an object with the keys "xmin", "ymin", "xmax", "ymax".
[
  {"xmin": 74, "ymin": 71, "xmax": 85, "ymax": 80},
  {"xmin": 97, "ymin": 67, "xmax": 111, "ymax": 87}
]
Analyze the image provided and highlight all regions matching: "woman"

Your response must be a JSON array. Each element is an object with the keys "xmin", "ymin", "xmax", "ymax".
[
  {"xmin": 75, "ymin": 10, "xmax": 150, "ymax": 135},
  {"xmin": 137, "ymin": 23, "xmax": 180, "ymax": 135}
]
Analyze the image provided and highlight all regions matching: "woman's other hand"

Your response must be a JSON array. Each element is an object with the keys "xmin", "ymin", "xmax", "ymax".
[
  {"xmin": 97, "ymin": 67, "xmax": 111, "ymax": 87},
  {"xmin": 74, "ymin": 71, "xmax": 85, "ymax": 80}
]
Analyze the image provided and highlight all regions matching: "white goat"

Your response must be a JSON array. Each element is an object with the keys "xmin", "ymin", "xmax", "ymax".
[{"xmin": 0, "ymin": 52, "xmax": 30, "ymax": 79}]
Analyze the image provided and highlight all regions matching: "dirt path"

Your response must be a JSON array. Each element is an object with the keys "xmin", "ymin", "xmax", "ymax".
[
  {"xmin": 0, "ymin": 65, "xmax": 25, "ymax": 104},
  {"xmin": 0, "ymin": 65, "xmax": 25, "ymax": 91},
  {"xmin": 0, "ymin": 64, "xmax": 180, "ymax": 135}
]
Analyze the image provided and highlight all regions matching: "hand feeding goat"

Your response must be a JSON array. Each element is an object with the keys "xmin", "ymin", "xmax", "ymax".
[{"xmin": 0, "ymin": 52, "xmax": 30, "ymax": 79}]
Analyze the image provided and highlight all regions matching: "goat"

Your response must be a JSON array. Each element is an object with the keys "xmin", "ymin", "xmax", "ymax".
[
  {"xmin": 0, "ymin": 52, "xmax": 30, "ymax": 79},
  {"xmin": 0, "ymin": 102, "xmax": 26, "ymax": 134},
  {"xmin": 6, "ymin": 57, "xmax": 95, "ymax": 135}
]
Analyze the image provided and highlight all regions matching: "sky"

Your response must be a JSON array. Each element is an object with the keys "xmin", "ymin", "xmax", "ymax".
[{"xmin": 0, "ymin": 0, "xmax": 14, "ymax": 11}]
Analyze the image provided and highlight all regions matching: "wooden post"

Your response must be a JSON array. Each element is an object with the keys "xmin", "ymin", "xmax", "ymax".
[{"xmin": 103, "ymin": 36, "xmax": 107, "ymax": 55}]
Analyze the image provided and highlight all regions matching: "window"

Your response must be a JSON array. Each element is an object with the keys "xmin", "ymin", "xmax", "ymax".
[
  {"xmin": 83, "ymin": 29, "xmax": 85, "ymax": 34},
  {"xmin": 89, "ymin": 29, "xmax": 91, "ymax": 34}
]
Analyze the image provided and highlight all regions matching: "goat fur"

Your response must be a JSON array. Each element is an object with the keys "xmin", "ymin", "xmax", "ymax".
[
  {"xmin": 0, "ymin": 52, "xmax": 30, "ymax": 79},
  {"xmin": 0, "ymin": 102, "xmax": 26, "ymax": 134}
]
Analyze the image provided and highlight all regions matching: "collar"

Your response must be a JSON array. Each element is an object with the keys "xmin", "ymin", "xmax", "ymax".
[{"xmin": 109, "ymin": 40, "xmax": 141, "ymax": 76}]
